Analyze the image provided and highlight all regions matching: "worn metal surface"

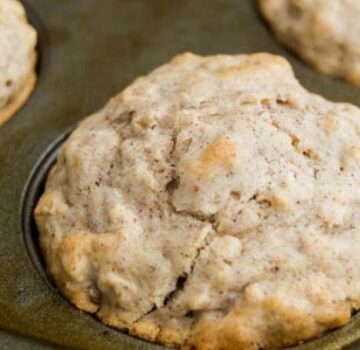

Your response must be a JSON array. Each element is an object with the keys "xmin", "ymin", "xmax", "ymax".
[{"xmin": 0, "ymin": 0, "xmax": 360, "ymax": 348}]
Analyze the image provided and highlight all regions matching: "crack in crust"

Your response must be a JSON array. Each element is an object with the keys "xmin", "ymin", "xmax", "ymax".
[
  {"xmin": 269, "ymin": 119, "xmax": 319, "ymax": 180},
  {"xmin": 131, "ymin": 134, "xmax": 219, "ymax": 325}
]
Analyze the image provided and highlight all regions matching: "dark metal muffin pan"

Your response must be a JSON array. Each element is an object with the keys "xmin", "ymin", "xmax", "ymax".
[{"xmin": 1, "ymin": 0, "xmax": 360, "ymax": 348}]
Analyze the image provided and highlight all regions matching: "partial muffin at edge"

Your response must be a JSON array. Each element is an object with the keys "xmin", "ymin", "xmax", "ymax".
[
  {"xmin": 259, "ymin": 0, "xmax": 360, "ymax": 86},
  {"xmin": 0, "ymin": 0, "xmax": 37, "ymax": 126}
]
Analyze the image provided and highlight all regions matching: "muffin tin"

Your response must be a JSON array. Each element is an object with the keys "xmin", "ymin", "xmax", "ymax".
[{"xmin": 1, "ymin": 0, "xmax": 360, "ymax": 348}]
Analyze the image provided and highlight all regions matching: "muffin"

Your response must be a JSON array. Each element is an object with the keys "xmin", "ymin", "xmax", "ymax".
[
  {"xmin": 35, "ymin": 52, "xmax": 360, "ymax": 349},
  {"xmin": 0, "ymin": 0, "xmax": 37, "ymax": 126},
  {"xmin": 259, "ymin": 0, "xmax": 360, "ymax": 86}
]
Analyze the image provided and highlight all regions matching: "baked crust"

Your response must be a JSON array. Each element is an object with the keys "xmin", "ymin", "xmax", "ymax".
[
  {"xmin": 259, "ymin": 0, "xmax": 360, "ymax": 86},
  {"xmin": 35, "ymin": 52, "xmax": 360, "ymax": 349}
]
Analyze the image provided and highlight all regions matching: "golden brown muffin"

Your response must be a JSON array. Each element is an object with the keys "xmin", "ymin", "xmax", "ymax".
[{"xmin": 36, "ymin": 52, "xmax": 360, "ymax": 349}]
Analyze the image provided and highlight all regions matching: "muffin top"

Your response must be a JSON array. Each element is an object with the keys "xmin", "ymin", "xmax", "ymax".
[
  {"xmin": 35, "ymin": 52, "xmax": 360, "ymax": 350},
  {"xmin": 0, "ymin": 0, "xmax": 36, "ymax": 123},
  {"xmin": 259, "ymin": 0, "xmax": 360, "ymax": 86}
]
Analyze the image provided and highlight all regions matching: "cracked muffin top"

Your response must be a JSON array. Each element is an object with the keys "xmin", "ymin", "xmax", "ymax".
[
  {"xmin": 259, "ymin": 0, "xmax": 360, "ymax": 86},
  {"xmin": 35, "ymin": 52, "xmax": 360, "ymax": 350},
  {"xmin": 0, "ymin": 0, "xmax": 37, "ymax": 126}
]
